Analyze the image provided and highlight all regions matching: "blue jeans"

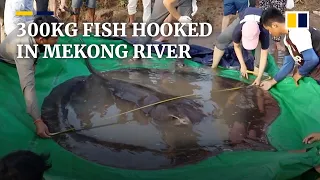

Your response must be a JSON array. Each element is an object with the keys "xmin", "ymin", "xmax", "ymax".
[
  {"xmin": 223, "ymin": 0, "xmax": 248, "ymax": 16},
  {"xmin": 274, "ymin": 49, "xmax": 320, "ymax": 82}
]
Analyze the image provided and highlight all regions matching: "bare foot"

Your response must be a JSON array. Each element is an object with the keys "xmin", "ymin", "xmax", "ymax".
[{"xmin": 292, "ymin": 70, "xmax": 302, "ymax": 86}]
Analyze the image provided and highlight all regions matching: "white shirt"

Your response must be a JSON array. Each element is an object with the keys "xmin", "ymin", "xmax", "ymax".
[
  {"xmin": 4, "ymin": 0, "xmax": 35, "ymax": 35},
  {"xmin": 283, "ymin": 28, "xmax": 313, "ymax": 62}
]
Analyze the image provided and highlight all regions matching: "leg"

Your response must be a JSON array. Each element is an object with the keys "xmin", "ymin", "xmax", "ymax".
[
  {"xmin": 155, "ymin": 15, "xmax": 173, "ymax": 42},
  {"xmin": 273, "ymin": 55, "xmax": 295, "ymax": 82},
  {"xmin": 297, "ymin": 49, "xmax": 320, "ymax": 84},
  {"xmin": 35, "ymin": 0, "xmax": 49, "ymax": 11},
  {"xmin": 57, "ymin": 0, "xmax": 69, "ymax": 18},
  {"xmin": 0, "ymin": 0, "xmax": 5, "ymax": 43},
  {"xmin": 175, "ymin": 0, "xmax": 193, "ymax": 66},
  {"xmin": 86, "ymin": 0, "xmax": 97, "ymax": 23},
  {"xmin": 222, "ymin": 0, "xmax": 237, "ymax": 32},
  {"xmin": 211, "ymin": 17, "xmax": 240, "ymax": 68},
  {"xmin": 142, "ymin": 0, "xmax": 152, "ymax": 23},
  {"xmin": 253, "ymin": 42, "xmax": 262, "ymax": 74},
  {"xmin": 71, "ymin": 0, "xmax": 82, "ymax": 26},
  {"xmin": 127, "ymin": 0, "xmax": 138, "ymax": 27},
  {"xmin": 131, "ymin": 0, "xmax": 170, "ymax": 60},
  {"xmin": 48, "ymin": 0, "xmax": 56, "ymax": 15}
]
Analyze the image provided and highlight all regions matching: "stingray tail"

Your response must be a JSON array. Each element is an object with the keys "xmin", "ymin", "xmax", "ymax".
[{"xmin": 79, "ymin": 38, "xmax": 109, "ymax": 81}]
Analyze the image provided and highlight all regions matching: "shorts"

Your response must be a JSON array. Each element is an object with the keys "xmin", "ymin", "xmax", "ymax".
[
  {"xmin": 259, "ymin": 0, "xmax": 286, "ymax": 14},
  {"xmin": 72, "ymin": 0, "xmax": 97, "ymax": 9},
  {"xmin": 223, "ymin": 0, "xmax": 248, "ymax": 16},
  {"xmin": 35, "ymin": 0, "xmax": 49, "ymax": 11}
]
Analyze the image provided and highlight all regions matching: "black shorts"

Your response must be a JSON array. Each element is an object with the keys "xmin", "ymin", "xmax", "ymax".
[{"xmin": 36, "ymin": 0, "xmax": 49, "ymax": 11}]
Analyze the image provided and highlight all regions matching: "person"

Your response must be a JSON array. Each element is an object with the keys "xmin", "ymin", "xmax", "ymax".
[
  {"xmin": 155, "ymin": 0, "xmax": 198, "ymax": 42},
  {"xmin": 4, "ymin": 0, "xmax": 34, "ymax": 36},
  {"xmin": 130, "ymin": 0, "xmax": 198, "ymax": 67},
  {"xmin": 221, "ymin": 0, "xmax": 249, "ymax": 32},
  {"xmin": 0, "ymin": 16, "xmax": 60, "ymax": 138},
  {"xmin": 217, "ymin": 7, "xmax": 271, "ymax": 86},
  {"xmin": 0, "ymin": 0, "xmax": 5, "ymax": 43},
  {"xmin": 72, "ymin": 0, "xmax": 96, "ymax": 27},
  {"xmin": 127, "ymin": 0, "xmax": 152, "ymax": 28},
  {"xmin": 0, "ymin": 150, "xmax": 51, "ymax": 180},
  {"xmin": 211, "ymin": 1, "xmax": 255, "ymax": 70},
  {"xmin": 259, "ymin": 8, "xmax": 320, "ymax": 90},
  {"xmin": 259, "ymin": 0, "xmax": 287, "ymax": 51}
]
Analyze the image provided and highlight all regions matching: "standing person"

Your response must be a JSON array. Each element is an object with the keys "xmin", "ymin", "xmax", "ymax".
[
  {"xmin": 259, "ymin": 8, "xmax": 320, "ymax": 90},
  {"xmin": 259, "ymin": 0, "xmax": 287, "ymax": 51},
  {"xmin": 4, "ymin": 0, "xmax": 34, "ymax": 36},
  {"xmin": 155, "ymin": 0, "xmax": 197, "ymax": 42},
  {"xmin": 221, "ymin": 0, "xmax": 249, "ymax": 32},
  {"xmin": 127, "ymin": 0, "xmax": 152, "ymax": 27},
  {"xmin": 130, "ymin": 0, "xmax": 197, "ymax": 67},
  {"xmin": 71, "ymin": 0, "xmax": 96, "ymax": 27},
  {"xmin": 0, "ymin": 16, "xmax": 60, "ymax": 138},
  {"xmin": 0, "ymin": 0, "xmax": 5, "ymax": 43},
  {"xmin": 211, "ymin": 0, "xmax": 256, "ymax": 70}
]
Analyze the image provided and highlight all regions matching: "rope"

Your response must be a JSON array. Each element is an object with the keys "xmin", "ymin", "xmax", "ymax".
[{"xmin": 50, "ymin": 70, "xmax": 271, "ymax": 136}]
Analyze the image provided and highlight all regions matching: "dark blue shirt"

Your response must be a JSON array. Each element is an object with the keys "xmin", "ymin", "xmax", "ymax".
[{"xmin": 232, "ymin": 7, "xmax": 270, "ymax": 50}]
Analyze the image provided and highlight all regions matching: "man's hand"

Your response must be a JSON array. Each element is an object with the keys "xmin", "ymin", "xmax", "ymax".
[
  {"xmin": 260, "ymin": 79, "xmax": 277, "ymax": 91},
  {"xmin": 240, "ymin": 65, "xmax": 248, "ymax": 79},
  {"xmin": 178, "ymin": 16, "xmax": 192, "ymax": 23},
  {"xmin": 35, "ymin": 119, "xmax": 51, "ymax": 138},
  {"xmin": 191, "ymin": 0, "xmax": 198, "ymax": 16},
  {"xmin": 252, "ymin": 77, "xmax": 261, "ymax": 86},
  {"xmin": 303, "ymin": 133, "xmax": 320, "ymax": 144}
]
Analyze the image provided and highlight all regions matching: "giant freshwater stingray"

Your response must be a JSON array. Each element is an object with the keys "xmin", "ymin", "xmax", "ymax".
[{"xmin": 42, "ymin": 59, "xmax": 280, "ymax": 170}]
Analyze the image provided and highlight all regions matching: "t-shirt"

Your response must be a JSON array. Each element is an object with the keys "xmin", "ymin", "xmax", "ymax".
[
  {"xmin": 232, "ymin": 7, "xmax": 270, "ymax": 50},
  {"xmin": 283, "ymin": 27, "xmax": 317, "ymax": 65},
  {"xmin": 0, "ymin": 22, "xmax": 41, "ymax": 121}
]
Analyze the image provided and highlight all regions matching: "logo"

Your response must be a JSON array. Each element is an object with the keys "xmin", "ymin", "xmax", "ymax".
[
  {"xmin": 285, "ymin": 11, "xmax": 309, "ymax": 29},
  {"xmin": 15, "ymin": 11, "xmax": 54, "ymax": 16}
]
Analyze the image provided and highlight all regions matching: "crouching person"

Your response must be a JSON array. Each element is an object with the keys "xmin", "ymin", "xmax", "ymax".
[
  {"xmin": 0, "ymin": 16, "xmax": 60, "ymax": 138},
  {"xmin": 259, "ymin": 8, "xmax": 320, "ymax": 90}
]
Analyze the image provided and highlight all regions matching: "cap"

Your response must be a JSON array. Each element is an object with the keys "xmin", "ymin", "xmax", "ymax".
[{"xmin": 242, "ymin": 21, "xmax": 260, "ymax": 50}]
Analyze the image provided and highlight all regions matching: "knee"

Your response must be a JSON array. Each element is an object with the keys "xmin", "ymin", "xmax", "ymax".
[
  {"xmin": 310, "ymin": 54, "xmax": 320, "ymax": 67},
  {"xmin": 304, "ymin": 50, "xmax": 320, "ymax": 67},
  {"xmin": 215, "ymin": 33, "xmax": 231, "ymax": 50}
]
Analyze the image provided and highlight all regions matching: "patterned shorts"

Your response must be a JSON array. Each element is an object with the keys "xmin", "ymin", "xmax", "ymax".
[{"xmin": 259, "ymin": 0, "xmax": 287, "ymax": 14}]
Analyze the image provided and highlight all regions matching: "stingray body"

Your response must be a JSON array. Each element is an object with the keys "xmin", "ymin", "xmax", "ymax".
[{"xmin": 41, "ymin": 60, "xmax": 279, "ymax": 169}]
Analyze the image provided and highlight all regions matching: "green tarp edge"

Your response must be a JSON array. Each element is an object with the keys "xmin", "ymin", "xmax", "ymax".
[{"xmin": 0, "ymin": 35, "xmax": 320, "ymax": 180}]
